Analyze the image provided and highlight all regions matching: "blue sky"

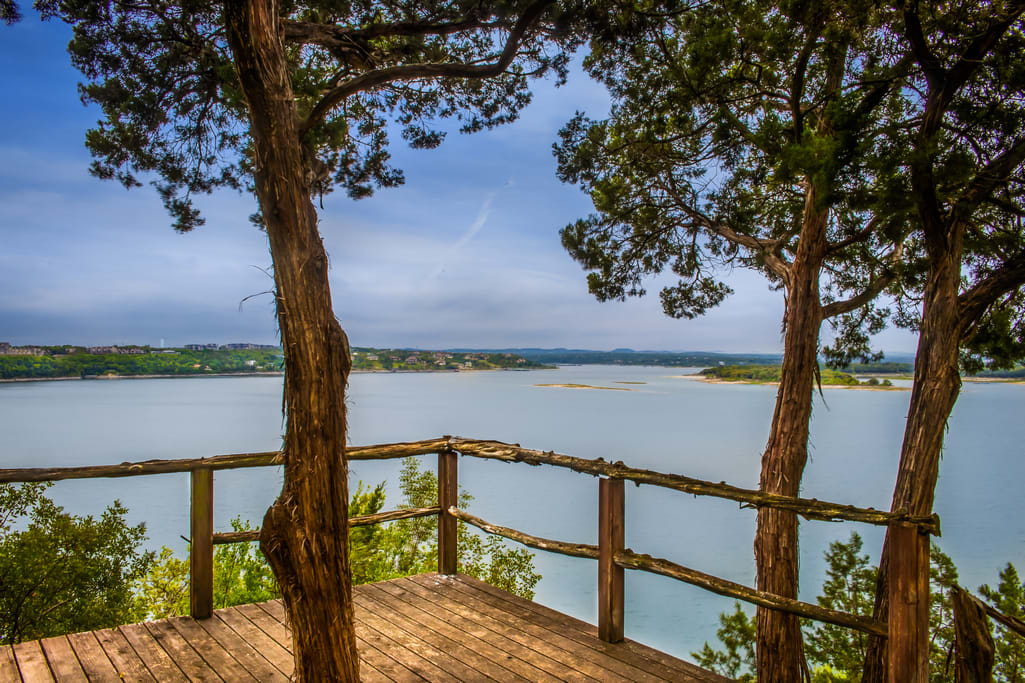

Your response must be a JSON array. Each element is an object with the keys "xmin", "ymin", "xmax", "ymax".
[{"xmin": 0, "ymin": 17, "xmax": 918, "ymax": 353}]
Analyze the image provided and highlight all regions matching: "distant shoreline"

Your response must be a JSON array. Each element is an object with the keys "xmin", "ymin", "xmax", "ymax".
[{"xmin": 0, "ymin": 366, "xmax": 552, "ymax": 384}]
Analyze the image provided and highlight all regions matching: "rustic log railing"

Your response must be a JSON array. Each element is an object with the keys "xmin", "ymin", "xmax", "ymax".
[{"xmin": 4, "ymin": 435, "xmax": 1004, "ymax": 683}]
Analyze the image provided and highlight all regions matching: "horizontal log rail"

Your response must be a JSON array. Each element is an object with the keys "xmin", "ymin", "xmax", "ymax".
[
  {"xmin": 449, "ymin": 438, "xmax": 940, "ymax": 534},
  {"xmin": 211, "ymin": 506, "xmax": 440, "ymax": 545},
  {"xmin": 448, "ymin": 507, "xmax": 600, "ymax": 559},
  {"xmin": 614, "ymin": 549, "xmax": 888, "ymax": 637},
  {"xmin": 445, "ymin": 505, "xmax": 886, "ymax": 637},
  {"xmin": 0, "ymin": 436, "xmax": 940, "ymax": 534},
  {"xmin": 0, "ymin": 438, "xmax": 449, "ymax": 483}
]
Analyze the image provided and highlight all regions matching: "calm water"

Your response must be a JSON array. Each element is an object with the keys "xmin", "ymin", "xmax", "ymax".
[{"xmin": 1, "ymin": 366, "xmax": 1022, "ymax": 659}]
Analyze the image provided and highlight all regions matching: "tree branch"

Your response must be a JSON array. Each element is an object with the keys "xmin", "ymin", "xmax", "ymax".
[
  {"xmin": 955, "ymin": 135, "xmax": 1025, "ymax": 221},
  {"xmin": 283, "ymin": 16, "xmax": 503, "ymax": 46},
  {"xmin": 299, "ymin": 0, "xmax": 555, "ymax": 136},
  {"xmin": 902, "ymin": 0, "xmax": 944, "ymax": 90},
  {"xmin": 822, "ymin": 241, "xmax": 903, "ymax": 318},
  {"xmin": 957, "ymin": 248, "xmax": 1025, "ymax": 329},
  {"xmin": 825, "ymin": 215, "xmax": 880, "ymax": 256}
]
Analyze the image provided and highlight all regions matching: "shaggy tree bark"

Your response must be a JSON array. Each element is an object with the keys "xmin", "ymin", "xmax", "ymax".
[
  {"xmin": 224, "ymin": 1, "xmax": 359, "ymax": 679},
  {"xmin": 754, "ymin": 192, "xmax": 828, "ymax": 681}
]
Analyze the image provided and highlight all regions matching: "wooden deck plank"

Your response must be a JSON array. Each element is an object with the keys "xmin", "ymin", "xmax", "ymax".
[
  {"xmin": 92, "ymin": 627, "xmax": 157, "ymax": 683},
  {"xmin": 142, "ymin": 619, "xmax": 222, "ymax": 682},
  {"xmin": 212, "ymin": 607, "xmax": 293, "ymax": 677},
  {"xmin": 66, "ymin": 631, "xmax": 121, "ymax": 682},
  {"xmin": 16, "ymin": 573, "xmax": 728, "ymax": 682},
  {"xmin": 453, "ymin": 573, "xmax": 730, "ymax": 681},
  {"xmin": 352, "ymin": 599, "xmax": 467, "ymax": 682},
  {"xmin": 231, "ymin": 603, "xmax": 292, "ymax": 651},
  {"xmin": 368, "ymin": 580, "xmax": 562, "ymax": 682},
  {"xmin": 117, "ymin": 623, "xmax": 189, "ymax": 683},
  {"xmin": 1, "ymin": 644, "xmax": 20, "ymax": 682},
  {"xmin": 391, "ymin": 576, "xmax": 600, "ymax": 682},
  {"xmin": 358, "ymin": 583, "xmax": 535, "ymax": 682},
  {"xmin": 254, "ymin": 600, "xmax": 430, "ymax": 683},
  {"xmin": 12, "ymin": 639, "xmax": 55, "ymax": 682},
  {"xmin": 251, "ymin": 601, "xmax": 395, "ymax": 683},
  {"xmin": 38, "ymin": 636, "xmax": 86, "ymax": 682},
  {"xmin": 409, "ymin": 574, "xmax": 669, "ymax": 683},
  {"xmin": 166, "ymin": 616, "xmax": 258, "ymax": 682},
  {"xmin": 193, "ymin": 611, "xmax": 288, "ymax": 682}
]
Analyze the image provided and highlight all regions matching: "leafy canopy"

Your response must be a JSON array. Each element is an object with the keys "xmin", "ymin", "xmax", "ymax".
[
  {"xmin": 556, "ymin": 0, "xmax": 909, "ymax": 361},
  {"xmin": 30, "ymin": 0, "xmax": 581, "ymax": 231}
]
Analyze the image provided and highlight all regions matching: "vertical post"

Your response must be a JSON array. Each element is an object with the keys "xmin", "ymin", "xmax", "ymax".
[
  {"xmin": 438, "ymin": 450, "xmax": 458, "ymax": 575},
  {"xmin": 598, "ymin": 477, "xmax": 624, "ymax": 643},
  {"xmin": 190, "ymin": 467, "xmax": 214, "ymax": 619},
  {"xmin": 888, "ymin": 523, "xmax": 929, "ymax": 683}
]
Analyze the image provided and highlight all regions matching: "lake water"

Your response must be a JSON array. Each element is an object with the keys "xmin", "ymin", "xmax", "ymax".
[{"xmin": 1, "ymin": 366, "xmax": 1022, "ymax": 660}]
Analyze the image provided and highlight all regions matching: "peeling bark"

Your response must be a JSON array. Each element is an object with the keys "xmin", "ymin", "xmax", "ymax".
[
  {"xmin": 223, "ymin": 1, "xmax": 359, "ymax": 679},
  {"xmin": 754, "ymin": 190, "xmax": 829, "ymax": 682}
]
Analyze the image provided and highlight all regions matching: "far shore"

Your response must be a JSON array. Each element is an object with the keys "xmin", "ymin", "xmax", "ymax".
[{"xmin": 0, "ymin": 366, "xmax": 554, "ymax": 384}]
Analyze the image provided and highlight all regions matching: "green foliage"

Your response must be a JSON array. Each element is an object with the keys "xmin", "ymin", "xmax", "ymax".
[
  {"xmin": 804, "ymin": 533, "xmax": 878, "ymax": 678},
  {"xmin": 0, "ymin": 348, "xmax": 282, "ymax": 380},
  {"xmin": 700, "ymin": 364, "xmax": 867, "ymax": 386},
  {"xmin": 134, "ymin": 518, "xmax": 279, "ymax": 620},
  {"xmin": 0, "ymin": 483, "xmax": 152, "ymax": 644},
  {"xmin": 695, "ymin": 534, "xmax": 1023, "ymax": 681},
  {"xmin": 692, "ymin": 603, "xmax": 756, "ymax": 682}
]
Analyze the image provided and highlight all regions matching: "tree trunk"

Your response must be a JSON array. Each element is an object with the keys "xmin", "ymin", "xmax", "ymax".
[
  {"xmin": 754, "ymin": 190, "xmax": 828, "ymax": 682},
  {"xmin": 223, "ymin": 1, "xmax": 360, "ymax": 680},
  {"xmin": 861, "ymin": 239, "xmax": 963, "ymax": 683}
]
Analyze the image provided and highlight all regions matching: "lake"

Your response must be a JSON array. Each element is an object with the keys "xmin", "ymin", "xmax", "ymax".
[{"xmin": 1, "ymin": 366, "xmax": 1022, "ymax": 660}]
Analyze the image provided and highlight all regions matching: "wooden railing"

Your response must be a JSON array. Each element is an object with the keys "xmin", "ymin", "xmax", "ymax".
[{"xmin": 4, "ymin": 436, "xmax": 1021, "ymax": 683}]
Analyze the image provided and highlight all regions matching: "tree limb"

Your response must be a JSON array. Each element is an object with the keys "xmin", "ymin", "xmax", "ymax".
[
  {"xmin": 299, "ymin": 0, "xmax": 555, "ymax": 136},
  {"xmin": 283, "ymin": 15, "xmax": 503, "ymax": 46},
  {"xmin": 956, "ymin": 135, "xmax": 1025, "ymax": 221},
  {"xmin": 822, "ymin": 241, "xmax": 903, "ymax": 318},
  {"xmin": 957, "ymin": 248, "xmax": 1025, "ymax": 329}
]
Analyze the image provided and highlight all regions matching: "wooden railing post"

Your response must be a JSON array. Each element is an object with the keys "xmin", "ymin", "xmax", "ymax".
[
  {"xmin": 438, "ymin": 450, "xmax": 458, "ymax": 575},
  {"xmin": 190, "ymin": 467, "xmax": 214, "ymax": 619},
  {"xmin": 598, "ymin": 477, "xmax": 625, "ymax": 642},
  {"xmin": 888, "ymin": 523, "xmax": 929, "ymax": 683}
]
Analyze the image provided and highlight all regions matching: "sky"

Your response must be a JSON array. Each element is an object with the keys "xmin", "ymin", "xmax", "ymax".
[{"xmin": 0, "ymin": 16, "xmax": 919, "ymax": 354}]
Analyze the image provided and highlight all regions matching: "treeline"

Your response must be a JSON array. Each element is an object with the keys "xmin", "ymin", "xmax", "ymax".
[
  {"xmin": 700, "ymin": 365, "xmax": 894, "ymax": 387},
  {"xmin": 0, "ymin": 349, "xmax": 282, "ymax": 379},
  {"xmin": 351, "ymin": 348, "xmax": 550, "ymax": 371}
]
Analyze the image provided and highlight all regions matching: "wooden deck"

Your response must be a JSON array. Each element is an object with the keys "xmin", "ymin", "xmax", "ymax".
[{"xmin": 0, "ymin": 573, "xmax": 728, "ymax": 682}]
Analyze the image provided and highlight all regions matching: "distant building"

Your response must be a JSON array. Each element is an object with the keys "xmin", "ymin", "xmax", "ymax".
[{"xmin": 185, "ymin": 343, "xmax": 219, "ymax": 351}]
